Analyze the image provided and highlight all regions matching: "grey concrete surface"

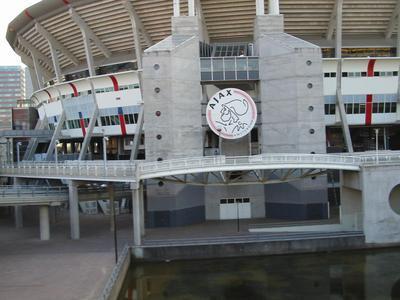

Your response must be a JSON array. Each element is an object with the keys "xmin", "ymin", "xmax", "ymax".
[{"xmin": 0, "ymin": 212, "xmax": 132, "ymax": 300}]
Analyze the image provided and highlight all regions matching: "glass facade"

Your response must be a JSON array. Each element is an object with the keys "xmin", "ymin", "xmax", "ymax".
[{"xmin": 200, "ymin": 57, "xmax": 259, "ymax": 81}]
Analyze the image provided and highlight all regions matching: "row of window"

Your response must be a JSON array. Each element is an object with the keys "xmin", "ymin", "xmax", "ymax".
[
  {"xmin": 49, "ymin": 84, "xmax": 140, "ymax": 101},
  {"xmin": 220, "ymin": 198, "xmax": 250, "ymax": 204},
  {"xmin": 324, "ymin": 71, "xmax": 399, "ymax": 78},
  {"xmin": 50, "ymin": 113, "xmax": 140, "ymax": 130},
  {"xmin": 325, "ymin": 102, "xmax": 397, "ymax": 115}
]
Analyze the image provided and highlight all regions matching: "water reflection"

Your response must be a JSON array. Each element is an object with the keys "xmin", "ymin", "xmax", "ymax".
[{"xmin": 119, "ymin": 248, "xmax": 400, "ymax": 300}]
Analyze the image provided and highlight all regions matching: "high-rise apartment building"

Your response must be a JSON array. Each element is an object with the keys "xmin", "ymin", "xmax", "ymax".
[{"xmin": 0, "ymin": 66, "xmax": 25, "ymax": 130}]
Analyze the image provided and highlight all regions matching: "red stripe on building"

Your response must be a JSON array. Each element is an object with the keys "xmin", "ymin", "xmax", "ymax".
[
  {"xmin": 68, "ymin": 83, "xmax": 78, "ymax": 97},
  {"xmin": 62, "ymin": 0, "xmax": 70, "ymax": 5},
  {"xmin": 24, "ymin": 10, "xmax": 33, "ymax": 20},
  {"xmin": 365, "ymin": 94, "xmax": 373, "ymax": 125},
  {"xmin": 109, "ymin": 75, "xmax": 119, "ymax": 91},
  {"xmin": 119, "ymin": 114, "xmax": 127, "ymax": 136},
  {"xmin": 367, "ymin": 59, "xmax": 376, "ymax": 77},
  {"xmin": 365, "ymin": 59, "xmax": 376, "ymax": 125},
  {"xmin": 79, "ymin": 119, "xmax": 86, "ymax": 137}
]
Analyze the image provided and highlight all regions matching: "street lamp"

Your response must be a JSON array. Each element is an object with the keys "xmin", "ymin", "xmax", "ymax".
[
  {"xmin": 16, "ymin": 142, "xmax": 22, "ymax": 166},
  {"xmin": 55, "ymin": 140, "xmax": 60, "ymax": 165},
  {"xmin": 374, "ymin": 128, "xmax": 379, "ymax": 164},
  {"xmin": 217, "ymin": 128, "xmax": 222, "ymax": 155}
]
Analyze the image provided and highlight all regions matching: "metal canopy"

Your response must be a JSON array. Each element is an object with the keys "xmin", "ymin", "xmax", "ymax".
[{"xmin": 6, "ymin": 0, "xmax": 399, "ymax": 76}]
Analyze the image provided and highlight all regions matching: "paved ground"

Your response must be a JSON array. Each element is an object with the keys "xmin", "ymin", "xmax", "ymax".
[{"xmin": 0, "ymin": 210, "xmax": 133, "ymax": 300}]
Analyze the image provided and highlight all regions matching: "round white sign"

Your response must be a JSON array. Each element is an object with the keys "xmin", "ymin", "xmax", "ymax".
[{"xmin": 206, "ymin": 88, "xmax": 257, "ymax": 140}]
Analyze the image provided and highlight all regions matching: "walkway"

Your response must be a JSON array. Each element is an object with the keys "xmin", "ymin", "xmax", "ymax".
[{"xmin": 0, "ymin": 213, "xmax": 132, "ymax": 300}]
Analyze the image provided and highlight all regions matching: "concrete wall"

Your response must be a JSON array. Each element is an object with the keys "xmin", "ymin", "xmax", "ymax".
[
  {"xmin": 359, "ymin": 165, "xmax": 400, "ymax": 244},
  {"xmin": 142, "ymin": 16, "xmax": 204, "ymax": 227},
  {"xmin": 254, "ymin": 15, "xmax": 328, "ymax": 220}
]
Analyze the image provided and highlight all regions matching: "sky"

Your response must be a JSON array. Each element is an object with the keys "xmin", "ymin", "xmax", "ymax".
[{"xmin": 0, "ymin": 1, "xmax": 40, "ymax": 67}]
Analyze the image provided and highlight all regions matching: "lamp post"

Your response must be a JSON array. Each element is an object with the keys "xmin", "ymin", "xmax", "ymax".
[
  {"xmin": 217, "ymin": 128, "xmax": 222, "ymax": 155},
  {"xmin": 374, "ymin": 128, "xmax": 379, "ymax": 164},
  {"xmin": 55, "ymin": 140, "xmax": 60, "ymax": 165},
  {"xmin": 16, "ymin": 142, "xmax": 22, "ymax": 166}
]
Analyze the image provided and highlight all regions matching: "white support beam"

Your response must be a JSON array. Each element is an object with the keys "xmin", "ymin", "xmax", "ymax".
[
  {"xmin": 122, "ymin": 0, "xmax": 153, "ymax": 48},
  {"xmin": 16, "ymin": 49, "xmax": 44, "ymax": 89},
  {"xmin": 35, "ymin": 23, "xmax": 79, "ymax": 66},
  {"xmin": 335, "ymin": 0, "xmax": 343, "ymax": 58},
  {"xmin": 386, "ymin": 2, "xmax": 400, "ymax": 39},
  {"xmin": 326, "ymin": 0, "xmax": 339, "ymax": 41},
  {"xmin": 269, "ymin": 0, "xmax": 279, "ymax": 15},
  {"xmin": 122, "ymin": 0, "xmax": 143, "ymax": 68},
  {"xmin": 173, "ymin": 0, "xmax": 180, "ymax": 17},
  {"xmin": 256, "ymin": 0, "xmax": 265, "ymax": 16},
  {"xmin": 188, "ymin": 0, "xmax": 195, "ymax": 16},
  {"xmin": 17, "ymin": 36, "xmax": 54, "ymax": 69},
  {"xmin": 398, "ymin": 10, "xmax": 400, "ymax": 57},
  {"xmin": 69, "ymin": 7, "xmax": 111, "ymax": 58},
  {"xmin": 195, "ymin": 0, "xmax": 209, "ymax": 42},
  {"xmin": 48, "ymin": 44, "xmax": 62, "ymax": 83},
  {"xmin": 82, "ymin": 33, "xmax": 96, "ymax": 77}
]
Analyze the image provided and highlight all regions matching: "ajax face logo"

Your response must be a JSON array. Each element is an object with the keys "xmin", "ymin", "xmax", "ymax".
[{"xmin": 206, "ymin": 88, "xmax": 257, "ymax": 140}]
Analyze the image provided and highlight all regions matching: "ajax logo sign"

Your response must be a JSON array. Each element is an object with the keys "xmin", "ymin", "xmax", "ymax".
[{"xmin": 206, "ymin": 88, "xmax": 257, "ymax": 140}]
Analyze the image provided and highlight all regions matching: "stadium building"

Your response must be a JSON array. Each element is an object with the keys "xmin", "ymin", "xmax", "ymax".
[{"xmin": 4, "ymin": 0, "xmax": 400, "ymax": 230}]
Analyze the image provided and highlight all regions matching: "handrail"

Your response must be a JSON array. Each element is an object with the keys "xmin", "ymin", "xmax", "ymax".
[{"xmin": 1, "ymin": 152, "xmax": 400, "ymax": 182}]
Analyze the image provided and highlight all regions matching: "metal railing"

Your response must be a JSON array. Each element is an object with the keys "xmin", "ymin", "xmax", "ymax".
[
  {"xmin": 0, "ymin": 185, "xmax": 67, "ymax": 197},
  {"xmin": 1, "ymin": 152, "xmax": 400, "ymax": 182},
  {"xmin": 99, "ymin": 245, "xmax": 131, "ymax": 300},
  {"xmin": 0, "ymin": 160, "xmax": 137, "ymax": 182}
]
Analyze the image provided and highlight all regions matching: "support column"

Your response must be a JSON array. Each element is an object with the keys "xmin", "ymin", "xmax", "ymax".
[
  {"xmin": 335, "ymin": 0, "xmax": 343, "ymax": 58},
  {"xmin": 188, "ymin": 0, "xmax": 195, "ymax": 16},
  {"xmin": 139, "ymin": 184, "xmax": 145, "ymax": 236},
  {"xmin": 31, "ymin": 53, "xmax": 44, "ymax": 89},
  {"xmin": 83, "ymin": 34, "xmax": 96, "ymax": 77},
  {"xmin": 68, "ymin": 180, "xmax": 80, "ymax": 240},
  {"xmin": 173, "ymin": 0, "xmax": 180, "ymax": 17},
  {"xmin": 28, "ymin": 67, "xmax": 40, "ymax": 92},
  {"xmin": 256, "ymin": 0, "xmax": 265, "ymax": 16},
  {"xmin": 336, "ymin": 60, "xmax": 354, "ymax": 152},
  {"xmin": 13, "ymin": 177, "xmax": 23, "ymax": 228},
  {"xmin": 268, "ymin": 0, "xmax": 280, "ymax": 15},
  {"xmin": 397, "ymin": 13, "xmax": 400, "ymax": 57},
  {"xmin": 49, "ymin": 44, "xmax": 62, "ymax": 83},
  {"xmin": 14, "ymin": 207, "xmax": 23, "ymax": 229},
  {"xmin": 39, "ymin": 206, "xmax": 50, "ymax": 240},
  {"xmin": 131, "ymin": 184, "xmax": 142, "ymax": 246}
]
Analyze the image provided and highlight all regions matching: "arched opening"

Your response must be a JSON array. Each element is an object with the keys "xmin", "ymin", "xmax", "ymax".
[{"xmin": 389, "ymin": 184, "xmax": 400, "ymax": 215}]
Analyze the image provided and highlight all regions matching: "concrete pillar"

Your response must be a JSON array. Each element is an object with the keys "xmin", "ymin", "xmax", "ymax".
[
  {"xmin": 139, "ymin": 184, "xmax": 145, "ymax": 235},
  {"xmin": 13, "ymin": 177, "xmax": 23, "ymax": 228},
  {"xmin": 188, "ymin": 0, "xmax": 195, "ymax": 16},
  {"xmin": 14, "ymin": 206, "xmax": 23, "ymax": 229},
  {"xmin": 335, "ymin": 0, "xmax": 343, "ymax": 58},
  {"xmin": 256, "ymin": 0, "xmax": 265, "ymax": 16},
  {"xmin": 82, "ymin": 33, "xmax": 96, "ymax": 77},
  {"xmin": 269, "ymin": 0, "xmax": 280, "ymax": 15},
  {"xmin": 49, "ymin": 44, "xmax": 62, "ymax": 83},
  {"xmin": 31, "ymin": 53, "xmax": 44, "ymax": 89},
  {"xmin": 397, "ymin": 12, "xmax": 400, "ymax": 57},
  {"xmin": 173, "ymin": 0, "xmax": 180, "ymax": 17},
  {"xmin": 132, "ymin": 186, "xmax": 141, "ymax": 246},
  {"xmin": 68, "ymin": 181, "xmax": 80, "ymax": 240},
  {"xmin": 39, "ymin": 206, "xmax": 50, "ymax": 240},
  {"xmin": 28, "ymin": 67, "xmax": 40, "ymax": 92}
]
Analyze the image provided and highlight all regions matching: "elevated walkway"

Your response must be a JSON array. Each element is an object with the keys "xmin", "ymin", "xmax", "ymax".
[
  {"xmin": 1, "ymin": 152, "xmax": 400, "ymax": 184},
  {"xmin": 0, "ymin": 186, "xmax": 67, "ymax": 206}
]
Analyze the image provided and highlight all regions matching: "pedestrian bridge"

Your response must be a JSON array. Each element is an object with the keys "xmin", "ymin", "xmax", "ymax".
[{"xmin": 1, "ymin": 152, "xmax": 400, "ymax": 185}]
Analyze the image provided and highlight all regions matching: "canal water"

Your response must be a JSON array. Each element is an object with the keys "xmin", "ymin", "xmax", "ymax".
[{"xmin": 119, "ymin": 248, "xmax": 400, "ymax": 299}]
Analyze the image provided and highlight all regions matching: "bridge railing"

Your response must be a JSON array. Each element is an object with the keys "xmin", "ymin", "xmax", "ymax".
[
  {"xmin": 0, "ymin": 160, "xmax": 137, "ymax": 181},
  {"xmin": 0, "ymin": 185, "xmax": 67, "ymax": 197},
  {"xmin": 138, "ymin": 154, "xmax": 364, "ymax": 177}
]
